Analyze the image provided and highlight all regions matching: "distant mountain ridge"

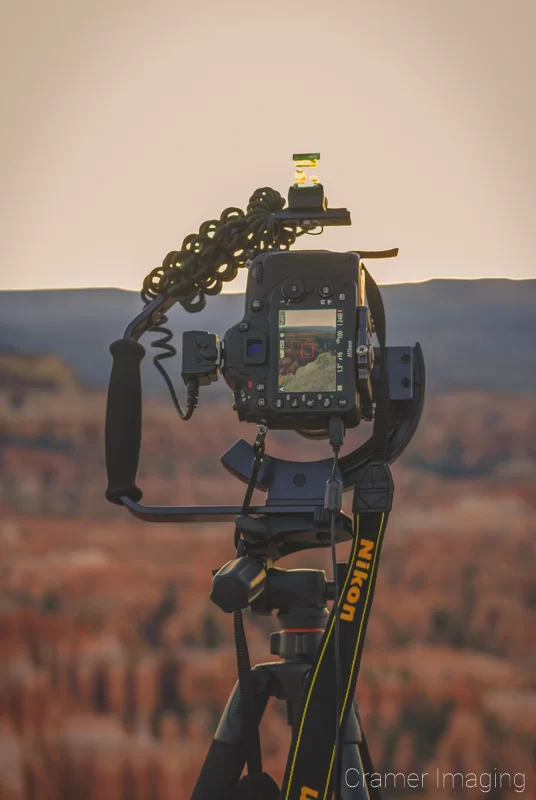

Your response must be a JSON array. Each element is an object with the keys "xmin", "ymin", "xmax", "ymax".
[{"xmin": 0, "ymin": 279, "xmax": 534, "ymax": 394}]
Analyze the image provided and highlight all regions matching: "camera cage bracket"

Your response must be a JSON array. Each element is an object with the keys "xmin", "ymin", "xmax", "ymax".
[
  {"xmin": 108, "ymin": 193, "xmax": 424, "ymax": 560},
  {"xmin": 119, "ymin": 290, "xmax": 424, "ymax": 532}
]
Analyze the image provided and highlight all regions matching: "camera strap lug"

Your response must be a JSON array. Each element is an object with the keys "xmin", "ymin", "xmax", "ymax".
[{"xmin": 352, "ymin": 461, "xmax": 394, "ymax": 514}]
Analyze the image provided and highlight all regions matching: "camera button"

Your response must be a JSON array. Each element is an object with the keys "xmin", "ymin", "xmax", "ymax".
[
  {"xmin": 256, "ymin": 397, "xmax": 267, "ymax": 408},
  {"xmin": 282, "ymin": 279, "xmax": 305, "ymax": 300},
  {"xmin": 289, "ymin": 397, "xmax": 300, "ymax": 408},
  {"xmin": 337, "ymin": 397, "xmax": 348, "ymax": 408},
  {"xmin": 250, "ymin": 299, "xmax": 263, "ymax": 312},
  {"xmin": 256, "ymin": 383, "xmax": 266, "ymax": 392},
  {"xmin": 319, "ymin": 283, "xmax": 333, "ymax": 298},
  {"xmin": 305, "ymin": 398, "xmax": 316, "ymax": 408},
  {"xmin": 274, "ymin": 398, "xmax": 284, "ymax": 409},
  {"xmin": 238, "ymin": 321, "xmax": 250, "ymax": 332},
  {"xmin": 322, "ymin": 397, "xmax": 332, "ymax": 408}
]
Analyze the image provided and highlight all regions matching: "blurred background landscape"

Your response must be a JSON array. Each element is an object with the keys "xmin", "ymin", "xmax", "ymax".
[
  {"xmin": 2, "ymin": 0, "xmax": 535, "ymax": 795},
  {"xmin": 0, "ymin": 279, "xmax": 534, "ymax": 799}
]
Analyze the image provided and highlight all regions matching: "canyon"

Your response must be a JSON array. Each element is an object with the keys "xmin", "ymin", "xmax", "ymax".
[{"xmin": 0, "ymin": 311, "xmax": 534, "ymax": 798}]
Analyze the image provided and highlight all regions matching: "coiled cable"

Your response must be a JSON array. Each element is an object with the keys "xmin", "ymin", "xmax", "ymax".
[{"xmin": 140, "ymin": 187, "xmax": 308, "ymax": 419}]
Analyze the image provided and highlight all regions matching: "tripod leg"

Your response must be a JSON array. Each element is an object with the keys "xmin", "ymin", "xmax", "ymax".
[
  {"xmin": 190, "ymin": 666, "xmax": 272, "ymax": 800},
  {"xmin": 338, "ymin": 705, "xmax": 372, "ymax": 800}
]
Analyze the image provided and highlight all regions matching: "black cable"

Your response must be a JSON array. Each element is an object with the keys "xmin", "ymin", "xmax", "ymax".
[
  {"xmin": 326, "ymin": 418, "xmax": 344, "ymax": 798},
  {"xmin": 141, "ymin": 188, "xmax": 306, "ymax": 310},
  {"xmin": 233, "ymin": 425, "xmax": 268, "ymax": 781},
  {"xmin": 151, "ymin": 327, "xmax": 199, "ymax": 420},
  {"xmin": 235, "ymin": 425, "xmax": 267, "ymax": 550},
  {"xmin": 139, "ymin": 188, "xmax": 308, "ymax": 421},
  {"xmin": 330, "ymin": 450, "xmax": 342, "ymax": 800},
  {"xmin": 234, "ymin": 608, "xmax": 263, "ymax": 776}
]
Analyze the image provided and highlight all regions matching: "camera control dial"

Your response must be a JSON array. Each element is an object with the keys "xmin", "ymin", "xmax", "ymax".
[{"xmin": 281, "ymin": 278, "xmax": 305, "ymax": 300}]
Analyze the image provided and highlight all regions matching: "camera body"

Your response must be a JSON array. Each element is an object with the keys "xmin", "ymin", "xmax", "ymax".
[{"xmin": 222, "ymin": 250, "xmax": 365, "ymax": 431}]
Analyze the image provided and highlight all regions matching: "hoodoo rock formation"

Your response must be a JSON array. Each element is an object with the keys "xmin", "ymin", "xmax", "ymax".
[{"xmin": 0, "ymin": 356, "xmax": 534, "ymax": 798}]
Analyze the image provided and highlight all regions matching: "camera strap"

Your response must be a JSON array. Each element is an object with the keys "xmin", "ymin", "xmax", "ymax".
[
  {"xmin": 279, "ymin": 508, "xmax": 390, "ymax": 800},
  {"xmin": 280, "ymin": 264, "xmax": 393, "ymax": 800}
]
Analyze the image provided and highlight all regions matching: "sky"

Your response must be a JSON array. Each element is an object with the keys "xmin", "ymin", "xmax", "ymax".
[{"xmin": 0, "ymin": 0, "xmax": 534, "ymax": 292}]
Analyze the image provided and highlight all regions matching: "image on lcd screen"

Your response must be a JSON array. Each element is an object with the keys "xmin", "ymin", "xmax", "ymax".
[{"xmin": 278, "ymin": 309, "xmax": 338, "ymax": 392}]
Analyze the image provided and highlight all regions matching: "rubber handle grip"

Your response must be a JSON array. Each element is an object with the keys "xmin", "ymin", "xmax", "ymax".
[{"xmin": 105, "ymin": 339, "xmax": 145, "ymax": 505}]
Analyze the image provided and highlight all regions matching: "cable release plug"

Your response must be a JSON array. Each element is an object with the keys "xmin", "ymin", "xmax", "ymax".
[
  {"xmin": 324, "ymin": 476, "xmax": 343, "ymax": 513},
  {"xmin": 328, "ymin": 416, "xmax": 345, "ymax": 451},
  {"xmin": 324, "ymin": 417, "xmax": 345, "ymax": 513}
]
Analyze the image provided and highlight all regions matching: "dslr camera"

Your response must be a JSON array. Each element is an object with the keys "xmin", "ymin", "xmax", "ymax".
[
  {"xmin": 181, "ymin": 250, "xmax": 384, "ymax": 434},
  {"xmin": 180, "ymin": 155, "xmax": 412, "ymax": 435},
  {"xmin": 223, "ymin": 250, "xmax": 370, "ymax": 430}
]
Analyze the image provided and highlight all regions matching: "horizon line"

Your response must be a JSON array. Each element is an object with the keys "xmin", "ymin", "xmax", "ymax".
[{"xmin": 1, "ymin": 275, "xmax": 535, "ymax": 292}]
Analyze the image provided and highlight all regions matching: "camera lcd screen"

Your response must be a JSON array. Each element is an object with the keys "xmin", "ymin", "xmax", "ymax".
[{"xmin": 278, "ymin": 309, "xmax": 338, "ymax": 392}]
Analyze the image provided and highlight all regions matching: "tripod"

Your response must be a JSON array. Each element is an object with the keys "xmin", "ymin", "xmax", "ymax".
[
  {"xmin": 104, "ymin": 269, "xmax": 425, "ymax": 798},
  {"xmin": 106, "ymin": 342, "xmax": 424, "ymax": 797},
  {"xmin": 101, "ymin": 170, "xmax": 428, "ymax": 799},
  {"xmin": 191, "ymin": 521, "xmax": 373, "ymax": 800}
]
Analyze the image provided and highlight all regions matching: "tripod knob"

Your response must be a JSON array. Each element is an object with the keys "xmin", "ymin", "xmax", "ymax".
[{"xmin": 210, "ymin": 556, "xmax": 267, "ymax": 613}]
